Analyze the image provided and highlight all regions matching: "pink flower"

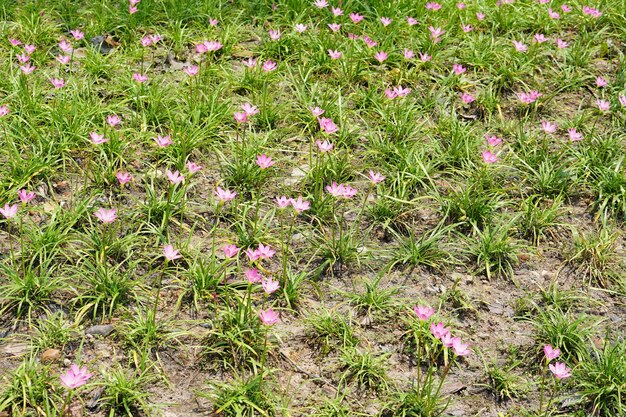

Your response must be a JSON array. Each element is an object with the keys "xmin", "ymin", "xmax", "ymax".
[
  {"xmin": 263, "ymin": 60, "xmax": 277, "ymax": 72},
  {"xmin": 513, "ymin": 40, "xmax": 527, "ymax": 52},
  {"xmin": 268, "ymin": 29, "xmax": 281, "ymax": 41},
  {"xmin": 215, "ymin": 187, "xmax": 237, "ymax": 202},
  {"xmin": 595, "ymin": 76, "xmax": 608, "ymax": 87},
  {"xmin": 291, "ymin": 196, "xmax": 310, "ymax": 213},
  {"xmin": 350, "ymin": 13, "xmax": 364, "ymax": 23},
  {"xmin": 374, "ymin": 51, "xmax": 388, "ymax": 63},
  {"xmin": 166, "ymin": 169, "xmax": 185, "ymax": 185},
  {"xmin": 243, "ymin": 57, "xmax": 258, "ymax": 68},
  {"xmin": 316, "ymin": 140, "xmax": 334, "ymax": 152},
  {"xmin": 313, "ymin": 0, "xmax": 328, "ymax": 8},
  {"xmin": 461, "ymin": 24, "xmax": 473, "ymax": 33},
  {"xmin": 183, "ymin": 65, "xmax": 199, "ymax": 76},
  {"xmin": 129, "ymin": 5, "xmax": 138, "ymax": 14},
  {"xmin": 403, "ymin": 49, "xmax": 415, "ymax": 59},
  {"xmin": 380, "ymin": 17, "xmax": 392, "ymax": 26},
  {"xmin": 20, "ymin": 63, "xmax": 36, "ymax": 74},
  {"xmin": 0, "ymin": 105, "xmax": 9, "ymax": 117},
  {"xmin": 246, "ymin": 248, "xmax": 261, "ymax": 262},
  {"xmin": 133, "ymin": 73, "xmax": 148, "ymax": 83},
  {"xmin": 60, "ymin": 364, "xmax": 92, "ymax": 389},
  {"xmin": 262, "ymin": 277, "xmax": 280, "ymax": 294},
  {"xmin": 452, "ymin": 338, "xmax": 471, "ymax": 356},
  {"xmin": 407, "ymin": 16, "xmax": 419, "ymax": 26},
  {"xmin": 413, "ymin": 305, "xmax": 435, "ymax": 321},
  {"xmin": 259, "ymin": 308, "xmax": 279, "ymax": 325},
  {"xmin": 154, "ymin": 134, "xmax": 172, "ymax": 147},
  {"xmin": 328, "ymin": 23, "xmax": 341, "ymax": 32},
  {"xmin": 310, "ymin": 106, "xmax": 325, "ymax": 117},
  {"xmin": 9, "ymin": 38, "xmax": 21, "ymax": 46},
  {"xmin": 234, "ymin": 112, "xmax": 248, "ymax": 123},
  {"xmin": 362, "ymin": 36, "xmax": 377, "ymax": 48},
  {"xmin": 582, "ymin": 6, "xmax": 602, "ymax": 18},
  {"xmin": 568, "ymin": 128, "xmax": 583, "ymax": 142},
  {"xmin": 442, "ymin": 333, "xmax": 455, "ymax": 348},
  {"xmin": 241, "ymin": 102, "xmax": 259, "ymax": 116},
  {"xmin": 430, "ymin": 322, "xmax": 450, "ymax": 339},
  {"xmin": 203, "ymin": 40, "xmax": 223, "ymax": 51},
  {"xmin": 245, "ymin": 267, "xmax": 262, "ymax": 283},
  {"xmin": 195, "ymin": 43, "xmax": 208, "ymax": 53},
  {"xmin": 485, "ymin": 134, "xmax": 502, "ymax": 146},
  {"xmin": 429, "ymin": 26, "xmax": 445, "ymax": 41},
  {"xmin": 549, "ymin": 362, "xmax": 572, "ymax": 379},
  {"xmin": 556, "ymin": 38, "xmax": 569, "ymax": 49},
  {"xmin": 548, "ymin": 8, "xmax": 560, "ymax": 19},
  {"xmin": 619, "ymin": 95, "xmax": 626, "ymax": 107},
  {"xmin": 457, "ymin": 3, "xmax": 466, "ymax": 9},
  {"xmin": 295, "ymin": 24, "xmax": 307, "ymax": 33},
  {"xmin": 18, "ymin": 189, "xmax": 36, "ymax": 203},
  {"xmin": 107, "ymin": 114, "xmax": 122, "ymax": 127},
  {"xmin": 561, "ymin": 4, "xmax": 571, "ymax": 12},
  {"xmin": 319, "ymin": 117, "xmax": 339, "ymax": 134},
  {"xmin": 518, "ymin": 90, "xmax": 542, "ymax": 104},
  {"xmin": 425, "ymin": 2, "xmax": 442, "ymax": 10},
  {"xmin": 542, "ymin": 121, "xmax": 557, "ymax": 133},
  {"xmin": 325, "ymin": 182, "xmax": 345, "ymax": 197},
  {"xmin": 50, "ymin": 78, "xmax": 65, "ymax": 89},
  {"xmin": 256, "ymin": 154, "xmax": 275, "ymax": 169},
  {"xmin": 209, "ymin": 18, "xmax": 219, "ymax": 26},
  {"xmin": 16, "ymin": 53, "xmax": 29, "ymax": 63},
  {"xmin": 342, "ymin": 185, "xmax": 357, "ymax": 198},
  {"xmin": 385, "ymin": 88, "xmax": 397, "ymax": 100},
  {"xmin": 461, "ymin": 92, "xmax": 475, "ymax": 104},
  {"xmin": 256, "ymin": 243, "xmax": 276, "ymax": 259},
  {"xmin": 94, "ymin": 207, "xmax": 116, "ymax": 223},
  {"xmin": 90, "ymin": 132, "xmax": 108, "ymax": 145},
  {"xmin": 222, "ymin": 244, "xmax": 240, "ymax": 258},
  {"xmin": 368, "ymin": 171, "xmax": 385, "ymax": 184},
  {"xmin": 534, "ymin": 34, "xmax": 548, "ymax": 43},
  {"xmin": 453, "ymin": 64, "xmax": 466, "ymax": 75},
  {"xmin": 331, "ymin": 7, "xmax": 343, "ymax": 16},
  {"xmin": 419, "ymin": 52, "xmax": 432, "ymax": 62},
  {"xmin": 116, "ymin": 171, "xmax": 133, "ymax": 186},
  {"xmin": 24, "ymin": 44, "xmax": 35, "ymax": 54},
  {"xmin": 476, "ymin": 12, "xmax": 486, "ymax": 20},
  {"xmin": 482, "ymin": 150, "xmax": 498, "ymax": 164},
  {"xmin": 162, "ymin": 244, "xmax": 182, "ymax": 261},
  {"xmin": 597, "ymin": 99, "xmax": 610, "ymax": 112},
  {"xmin": 0, "ymin": 203, "xmax": 18, "ymax": 219},
  {"xmin": 328, "ymin": 49, "xmax": 342, "ymax": 59},
  {"xmin": 543, "ymin": 345, "xmax": 561, "ymax": 361},
  {"xmin": 129, "ymin": 0, "xmax": 140, "ymax": 5},
  {"xmin": 70, "ymin": 29, "xmax": 84, "ymax": 40},
  {"xmin": 141, "ymin": 36, "xmax": 153, "ymax": 47},
  {"xmin": 275, "ymin": 196, "xmax": 291, "ymax": 208},
  {"xmin": 187, "ymin": 161, "xmax": 202, "ymax": 173}
]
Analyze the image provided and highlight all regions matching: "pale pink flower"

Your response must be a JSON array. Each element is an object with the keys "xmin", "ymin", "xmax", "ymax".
[
  {"xmin": 582, "ymin": 6, "xmax": 602, "ymax": 18},
  {"xmin": 518, "ymin": 90, "xmax": 542, "ymax": 104},
  {"xmin": 187, "ymin": 161, "xmax": 202, "ymax": 174},
  {"xmin": 485, "ymin": 134, "xmax": 502, "ymax": 146},
  {"xmin": 331, "ymin": 7, "xmax": 343, "ymax": 16},
  {"xmin": 90, "ymin": 132, "xmax": 108, "ymax": 145},
  {"xmin": 60, "ymin": 364, "xmax": 92, "ymax": 389},
  {"xmin": 195, "ymin": 43, "xmax": 208, "ymax": 54},
  {"xmin": 319, "ymin": 117, "xmax": 338, "ymax": 134},
  {"xmin": 0, "ymin": 105, "xmax": 8, "ymax": 117},
  {"xmin": 316, "ymin": 140, "xmax": 334, "ymax": 152},
  {"xmin": 461, "ymin": 92, "xmax": 475, "ymax": 104},
  {"xmin": 107, "ymin": 114, "xmax": 121, "ymax": 127},
  {"xmin": 50, "ymin": 78, "xmax": 65, "ymax": 89},
  {"xmin": 256, "ymin": 154, "xmax": 275, "ymax": 169},
  {"xmin": 245, "ymin": 268, "xmax": 262, "ymax": 283},
  {"xmin": 513, "ymin": 40, "xmax": 527, "ymax": 52},
  {"xmin": 368, "ymin": 171, "xmax": 385, "ymax": 184},
  {"xmin": 24, "ymin": 44, "xmax": 35, "ymax": 54},
  {"xmin": 328, "ymin": 23, "xmax": 341, "ymax": 32},
  {"xmin": 413, "ymin": 305, "xmax": 435, "ymax": 321},
  {"xmin": 166, "ymin": 169, "xmax": 185, "ymax": 185},
  {"xmin": 262, "ymin": 277, "xmax": 280, "ymax": 294},
  {"xmin": 419, "ymin": 52, "xmax": 432, "ymax": 62},
  {"xmin": 534, "ymin": 34, "xmax": 548, "ymax": 43},
  {"xmin": 56, "ymin": 55, "xmax": 71, "ymax": 65},
  {"xmin": 183, "ymin": 65, "xmax": 199, "ymax": 76},
  {"xmin": 429, "ymin": 26, "xmax": 445, "ymax": 40},
  {"xmin": 380, "ymin": 17, "xmax": 392, "ymax": 26},
  {"xmin": 457, "ymin": 3, "xmax": 466, "ymax": 9},
  {"xmin": 341, "ymin": 185, "xmax": 357, "ymax": 198},
  {"xmin": 556, "ymin": 38, "xmax": 569, "ymax": 49},
  {"xmin": 548, "ymin": 8, "xmax": 560, "ymax": 19},
  {"xmin": 476, "ymin": 12, "xmax": 486, "ymax": 20},
  {"xmin": 291, "ymin": 196, "xmax": 310, "ymax": 213},
  {"xmin": 350, "ymin": 13, "xmax": 364, "ymax": 23},
  {"xmin": 442, "ymin": 332, "xmax": 455, "ymax": 347},
  {"xmin": 20, "ymin": 63, "xmax": 36, "ymax": 74},
  {"xmin": 259, "ymin": 308, "xmax": 279, "ymax": 325},
  {"xmin": 549, "ymin": 362, "xmax": 572, "ymax": 379},
  {"xmin": 16, "ymin": 53, "xmax": 29, "ymax": 63},
  {"xmin": 94, "ymin": 207, "xmax": 116, "ymax": 223},
  {"xmin": 313, "ymin": 0, "xmax": 328, "ymax": 8},
  {"xmin": 153, "ymin": 134, "xmax": 172, "ymax": 147},
  {"xmin": 453, "ymin": 64, "xmax": 466, "ymax": 75},
  {"xmin": 133, "ymin": 73, "xmax": 148, "ymax": 83},
  {"xmin": 222, "ymin": 244, "xmax": 240, "ymax": 258},
  {"xmin": 362, "ymin": 36, "xmax": 377, "ymax": 48},
  {"xmin": 241, "ymin": 102, "xmax": 259, "ymax": 116},
  {"xmin": 374, "ymin": 51, "xmax": 388, "ymax": 63},
  {"xmin": 148, "ymin": 34, "xmax": 163, "ymax": 43},
  {"xmin": 263, "ymin": 60, "xmax": 277, "ymax": 72},
  {"xmin": 403, "ymin": 49, "xmax": 415, "ymax": 59},
  {"xmin": 8, "ymin": 38, "xmax": 21, "ymax": 46},
  {"xmin": 597, "ymin": 99, "xmax": 610, "ymax": 112},
  {"xmin": 129, "ymin": 0, "xmax": 140, "ymax": 5},
  {"xmin": 425, "ymin": 2, "xmax": 442, "ymax": 10},
  {"xmin": 407, "ymin": 16, "xmax": 419, "ymax": 26},
  {"xmin": 310, "ymin": 106, "xmax": 325, "ymax": 117},
  {"xmin": 568, "ymin": 128, "xmax": 583, "ymax": 141},
  {"xmin": 430, "ymin": 322, "xmax": 450, "ymax": 339},
  {"xmin": 561, "ymin": 4, "xmax": 571, "ymax": 12},
  {"xmin": 295, "ymin": 24, "xmax": 307, "ymax": 33},
  {"xmin": 116, "ymin": 171, "xmax": 133, "ymax": 186},
  {"xmin": 328, "ymin": 49, "xmax": 342, "ymax": 59},
  {"xmin": 70, "ymin": 29, "xmax": 85, "ymax": 40},
  {"xmin": 543, "ymin": 345, "xmax": 561, "ymax": 361},
  {"xmin": 595, "ymin": 76, "xmax": 608, "ymax": 88},
  {"xmin": 203, "ymin": 40, "xmax": 223, "ymax": 51},
  {"xmin": 162, "ymin": 244, "xmax": 182, "ymax": 261},
  {"xmin": 0, "ymin": 203, "xmax": 18, "ymax": 219},
  {"xmin": 243, "ymin": 57, "xmax": 258, "ymax": 68},
  {"xmin": 393, "ymin": 85, "xmax": 411, "ymax": 97},
  {"xmin": 385, "ymin": 88, "xmax": 397, "ymax": 100},
  {"xmin": 215, "ymin": 187, "xmax": 237, "ymax": 202},
  {"xmin": 18, "ymin": 190, "xmax": 36, "ymax": 203},
  {"xmin": 268, "ymin": 29, "xmax": 281, "ymax": 41},
  {"xmin": 129, "ymin": 5, "xmax": 138, "ymax": 14},
  {"xmin": 452, "ymin": 338, "xmax": 471, "ymax": 356},
  {"xmin": 141, "ymin": 36, "xmax": 152, "ymax": 47},
  {"xmin": 234, "ymin": 112, "xmax": 248, "ymax": 123},
  {"xmin": 256, "ymin": 243, "xmax": 276, "ymax": 259},
  {"xmin": 462, "ymin": 24, "xmax": 473, "ymax": 32},
  {"xmin": 209, "ymin": 18, "xmax": 219, "ymax": 26},
  {"xmin": 541, "ymin": 120, "xmax": 557, "ymax": 133},
  {"xmin": 275, "ymin": 196, "xmax": 291, "ymax": 208},
  {"xmin": 482, "ymin": 150, "xmax": 498, "ymax": 164},
  {"xmin": 326, "ymin": 182, "xmax": 345, "ymax": 197}
]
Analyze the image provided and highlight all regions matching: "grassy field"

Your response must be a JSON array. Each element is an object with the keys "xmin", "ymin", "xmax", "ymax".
[{"xmin": 0, "ymin": 0, "xmax": 626, "ymax": 415}]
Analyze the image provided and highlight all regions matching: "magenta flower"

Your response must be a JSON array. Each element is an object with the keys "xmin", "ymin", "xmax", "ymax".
[
  {"xmin": 413, "ymin": 305, "xmax": 435, "ymax": 321},
  {"xmin": 513, "ymin": 40, "xmax": 528, "ymax": 52},
  {"xmin": 183, "ymin": 65, "xmax": 199, "ymax": 77},
  {"xmin": 380, "ymin": 17, "xmax": 392, "ymax": 26},
  {"xmin": 9, "ymin": 38, "xmax": 21, "ymax": 46},
  {"xmin": 568, "ymin": 128, "xmax": 584, "ymax": 142},
  {"xmin": 18, "ymin": 190, "xmax": 36, "ymax": 204},
  {"xmin": 241, "ymin": 102, "xmax": 259, "ymax": 116},
  {"xmin": 0, "ymin": 105, "xmax": 9, "ymax": 117},
  {"xmin": 116, "ymin": 171, "xmax": 133, "ymax": 186},
  {"xmin": 215, "ymin": 187, "xmax": 237, "ymax": 202},
  {"xmin": 582, "ymin": 6, "xmax": 602, "ymax": 17},
  {"xmin": 0, "ymin": 203, "xmax": 18, "ymax": 219},
  {"xmin": 129, "ymin": 5, "xmax": 138, "ymax": 14},
  {"xmin": 259, "ymin": 308, "xmax": 279, "ymax": 325},
  {"xmin": 549, "ymin": 362, "xmax": 572, "ymax": 379},
  {"xmin": 328, "ymin": 49, "xmax": 342, "ymax": 60},
  {"xmin": 430, "ymin": 322, "xmax": 450, "ymax": 339},
  {"xmin": 541, "ymin": 120, "xmax": 557, "ymax": 134},
  {"xmin": 245, "ymin": 267, "xmax": 262, "ymax": 283},
  {"xmin": 256, "ymin": 154, "xmax": 275, "ymax": 169},
  {"xmin": 561, "ymin": 4, "xmax": 571, "ymax": 11},
  {"xmin": 275, "ymin": 196, "xmax": 291, "ymax": 209},
  {"xmin": 166, "ymin": 169, "xmax": 185, "ymax": 185},
  {"xmin": 94, "ymin": 208, "xmax": 116, "ymax": 223},
  {"xmin": 262, "ymin": 277, "xmax": 280, "ymax": 295},
  {"xmin": 291, "ymin": 196, "xmax": 310, "ymax": 213},
  {"xmin": 70, "ymin": 29, "xmax": 85, "ymax": 40},
  {"xmin": 133, "ymin": 73, "xmax": 148, "ymax": 83},
  {"xmin": 374, "ymin": 51, "xmax": 388, "ymax": 63},
  {"xmin": 319, "ymin": 117, "xmax": 339, "ymax": 134},
  {"xmin": 60, "ymin": 364, "xmax": 92, "ymax": 389},
  {"xmin": 162, "ymin": 244, "xmax": 182, "ymax": 261},
  {"xmin": 482, "ymin": 150, "xmax": 498, "ymax": 164},
  {"xmin": 328, "ymin": 23, "xmax": 341, "ymax": 32},
  {"xmin": 544, "ymin": 345, "xmax": 561, "ymax": 361},
  {"xmin": 154, "ymin": 134, "xmax": 172, "ymax": 147},
  {"xmin": 234, "ymin": 112, "xmax": 248, "ymax": 123},
  {"xmin": 50, "ymin": 78, "xmax": 65, "ymax": 89},
  {"xmin": 222, "ymin": 244, "xmax": 240, "ymax": 258},
  {"xmin": 90, "ymin": 132, "xmax": 108, "ymax": 145},
  {"xmin": 461, "ymin": 92, "xmax": 475, "ymax": 104},
  {"xmin": 350, "ymin": 13, "xmax": 364, "ymax": 23},
  {"xmin": 368, "ymin": 171, "xmax": 385, "ymax": 184},
  {"xmin": 186, "ymin": 161, "xmax": 202, "ymax": 174},
  {"xmin": 107, "ymin": 114, "xmax": 121, "ymax": 127},
  {"xmin": 452, "ymin": 338, "xmax": 471, "ymax": 356},
  {"xmin": 262, "ymin": 60, "xmax": 277, "ymax": 72},
  {"xmin": 485, "ymin": 134, "xmax": 502, "ymax": 146},
  {"xmin": 310, "ymin": 106, "xmax": 325, "ymax": 117}
]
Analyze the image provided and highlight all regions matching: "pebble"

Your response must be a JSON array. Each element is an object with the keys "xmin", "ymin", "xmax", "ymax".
[
  {"xmin": 41, "ymin": 348, "xmax": 61, "ymax": 364},
  {"xmin": 85, "ymin": 324, "xmax": 114, "ymax": 337}
]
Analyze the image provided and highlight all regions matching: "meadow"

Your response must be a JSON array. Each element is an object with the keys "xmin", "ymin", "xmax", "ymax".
[{"xmin": 0, "ymin": 0, "xmax": 625, "ymax": 415}]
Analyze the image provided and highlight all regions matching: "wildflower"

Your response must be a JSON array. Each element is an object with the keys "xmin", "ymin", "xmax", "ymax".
[
  {"xmin": 0, "ymin": 105, "xmax": 8, "ymax": 117},
  {"xmin": 476, "ymin": 12, "xmax": 486, "ymax": 20},
  {"xmin": 50, "ymin": 78, "xmax": 65, "ymax": 89},
  {"xmin": 24, "ymin": 44, "xmax": 36, "ymax": 54},
  {"xmin": 518, "ymin": 90, "xmax": 542, "ymax": 104},
  {"xmin": 313, "ymin": 0, "xmax": 328, "ymax": 8},
  {"xmin": 215, "ymin": 187, "xmax": 237, "ymax": 202},
  {"xmin": 256, "ymin": 244, "xmax": 276, "ymax": 259},
  {"xmin": 316, "ymin": 140, "xmax": 334, "ymax": 152},
  {"xmin": 18, "ymin": 190, "xmax": 36, "ymax": 203},
  {"xmin": 141, "ymin": 36, "xmax": 152, "ymax": 47},
  {"xmin": 534, "ymin": 34, "xmax": 548, "ymax": 43},
  {"xmin": 403, "ymin": 49, "xmax": 415, "ymax": 59},
  {"xmin": 245, "ymin": 268, "xmax": 262, "ymax": 283},
  {"xmin": 162, "ymin": 244, "xmax": 182, "ymax": 261},
  {"xmin": 319, "ymin": 117, "xmax": 339, "ymax": 134},
  {"xmin": 452, "ymin": 338, "xmax": 471, "ymax": 356},
  {"xmin": 328, "ymin": 23, "xmax": 341, "ymax": 32},
  {"xmin": 70, "ymin": 29, "xmax": 85, "ymax": 40},
  {"xmin": 246, "ymin": 248, "xmax": 261, "ymax": 262},
  {"xmin": 542, "ymin": 120, "xmax": 557, "ymax": 133},
  {"xmin": 549, "ymin": 362, "xmax": 572, "ymax": 379},
  {"xmin": 426, "ymin": 2, "xmax": 442, "ymax": 10},
  {"xmin": 310, "ymin": 106, "xmax": 325, "ymax": 117},
  {"xmin": 60, "ymin": 364, "xmax": 92, "ymax": 389},
  {"xmin": 209, "ymin": 18, "xmax": 219, "ymax": 26},
  {"xmin": 419, "ymin": 52, "xmax": 432, "ymax": 62},
  {"xmin": 295, "ymin": 24, "xmax": 307, "ymax": 33},
  {"xmin": 442, "ymin": 333, "xmax": 455, "ymax": 348},
  {"xmin": 291, "ymin": 196, "xmax": 310, "ymax": 213},
  {"xmin": 462, "ymin": 24, "xmax": 473, "ymax": 32},
  {"xmin": 429, "ymin": 26, "xmax": 445, "ymax": 41},
  {"xmin": 256, "ymin": 154, "xmax": 275, "ymax": 169},
  {"xmin": 325, "ymin": 182, "xmax": 345, "ymax": 197},
  {"xmin": 548, "ymin": 8, "xmax": 560, "ymax": 19},
  {"xmin": 0, "ymin": 203, "xmax": 18, "ymax": 219},
  {"xmin": 241, "ymin": 102, "xmax": 259, "ymax": 116},
  {"xmin": 259, "ymin": 308, "xmax": 279, "ymax": 325},
  {"xmin": 129, "ymin": 5, "xmax": 138, "ymax": 14},
  {"xmin": 543, "ymin": 345, "xmax": 561, "ymax": 361},
  {"xmin": 430, "ymin": 322, "xmax": 450, "ymax": 339},
  {"xmin": 20, "ymin": 63, "xmax": 36, "ymax": 74},
  {"xmin": 619, "ymin": 95, "xmax": 626, "ymax": 107},
  {"xmin": 556, "ymin": 38, "xmax": 569, "ymax": 49},
  {"xmin": 596, "ymin": 76, "xmax": 608, "ymax": 87},
  {"xmin": 597, "ymin": 99, "xmax": 610, "ymax": 112},
  {"xmin": 8, "ymin": 38, "xmax": 21, "ymax": 46},
  {"xmin": 153, "ymin": 134, "xmax": 172, "ymax": 147},
  {"xmin": 482, "ymin": 150, "xmax": 498, "ymax": 164},
  {"xmin": 380, "ymin": 17, "xmax": 392, "ymax": 26},
  {"xmin": 385, "ymin": 88, "xmax": 397, "ymax": 99},
  {"xmin": 107, "ymin": 114, "xmax": 122, "ymax": 127},
  {"xmin": 53, "ymin": 55, "xmax": 68, "ymax": 65},
  {"xmin": 453, "ymin": 64, "xmax": 466, "ymax": 75},
  {"xmin": 513, "ymin": 40, "xmax": 527, "ymax": 52},
  {"xmin": 116, "ymin": 171, "xmax": 133, "ymax": 186},
  {"xmin": 94, "ymin": 208, "xmax": 116, "ymax": 223},
  {"xmin": 183, "ymin": 65, "xmax": 199, "ymax": 76},
  {"xmin": 341, "ymin": 185, "xmax": 357, "ymax": 198},
  {"xmin": 582, "ymin": 6, "xmax": 602, "ymax": 17},
  {"xmin": 187, "ymin": 161, "xmax": 202, "ymax": 174},
  {"xmin": 234, "ymin": 112, "xmax": 248, "ymax": 123},
  {"xmin": 461, "ymin": 92, "xmax": 475, "ymax": 104},
  {"xmin": 90, "ymin": 132, "xmax": 108, "ymax": 145},
  {"xmin": 350, "ymin": 13, "xmax": 364, "ymax": 23},
  {"xmin": 262, "ymin": 277, "xmax": 280, "ymax": 294},
  {"xmin": 268, "ymin": 29, "xmax": 281, "ymax": 41},
  {"xmin": 275, "ymin": 196, "xmax": 291, "ymax": 208},
  {"xmin": 222, "ymin": 244, "xmax": 240, "ymax": 258},
  {"xmin": 328, "ymin": 49, "xmax": 342, "ymax": 59},
  {"xmin": 561, "ymin": 4, "xmax": 571, "ymax": 12},
  {"xmin": 568, "ymin": 128, "xmax": 583, "ymax": 141},
  {"xmin": 374, "ymin": 51, "xmax": 388, "ymax": 63},
  {"xmin": 133, "ymin": 73, "xmax": 148, "ymax": 83},
  {"xmin": 407, "ymin": 16, "xmax": 419, "ymax": 26},
  {"xmin": 413, "ymin": 305, "xmax": 435, "ymax": 321},
  {"xmin": 203, "ymin": 40, "xmax": 222, "ymax": 51},
  {"xmin": 16, "ymin": 53, "xmax": 29, "ymax": 63},
  {"xmin": 331, "ymin": 7, "xmax": 343, "ymax": 16},
  {"xmin": 485, "ymin": 134, "xmax": 502, "ymax": 146},
  {"xmin": 166, "ymin": 170, "xmax": 184, "ymax": 185},
  {"xmin": 263, "ymin": 60, "xmax": 277, "ymax": 72},
  {"xmin": 457, "ymin": 3, "xmax": 466, "ymax": 9}
]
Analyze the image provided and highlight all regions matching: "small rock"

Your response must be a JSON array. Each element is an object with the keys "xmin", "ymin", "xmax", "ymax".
[
  {"xmin": 41, "ymin": 348, "xmax": 61, "ymax": 364},
  {"xmin": 85, "ymin": 324, "xmax": 114, "ymax": 336},
  {"xmin": 1, "ymin": 342, "xmax": 29, "ymax": 357}
]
